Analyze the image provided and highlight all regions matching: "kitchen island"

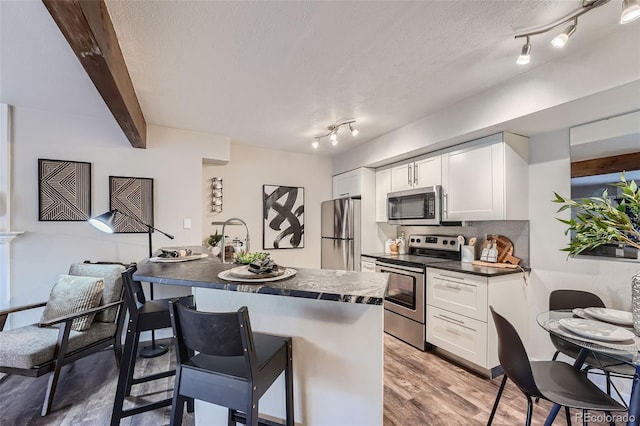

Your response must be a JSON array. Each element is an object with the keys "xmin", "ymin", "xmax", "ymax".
[{"xmin": 134, "ymin": 252, "xmax": 388, "ymax": 426}]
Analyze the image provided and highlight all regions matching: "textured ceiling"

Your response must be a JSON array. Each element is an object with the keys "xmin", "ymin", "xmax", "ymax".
[{"xmin": 0, "ymin": 1, "xmax": 633, "ymax": 155}]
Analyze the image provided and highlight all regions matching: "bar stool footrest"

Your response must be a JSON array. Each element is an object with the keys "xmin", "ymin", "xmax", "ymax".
[
  {"xmin": 231, "ymin": 410, "xmax": 286, "ymax": 426},
  {"xmin": 120, "ymin": 398, "xmax": 173, "ymax": 418},
  {"xmin": 131, "ymin": 369, "xmax": 175, "ymax": 385}
]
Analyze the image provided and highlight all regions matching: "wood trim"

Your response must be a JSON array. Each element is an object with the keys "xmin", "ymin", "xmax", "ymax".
[
  {"xmin": 42, "ymin": 0, "xmax": 146, "ymax": 149},
  {"xmin": 571, "ymin": 152, "xmax": 640, "ymax": 178}
]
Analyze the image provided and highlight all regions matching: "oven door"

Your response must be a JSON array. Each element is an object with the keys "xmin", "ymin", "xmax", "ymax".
[{"xmin": 376, "ymin": 261, "xmax": 425, "ymax": 323}]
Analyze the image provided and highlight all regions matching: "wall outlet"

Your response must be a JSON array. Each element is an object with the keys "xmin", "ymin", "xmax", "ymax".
[{"xmin": 183, "ymin": 218, "xmax": 191, "ymax": 229}]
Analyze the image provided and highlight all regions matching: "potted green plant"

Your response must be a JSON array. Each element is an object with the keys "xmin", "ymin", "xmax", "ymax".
[
  {"xmin": 206, "ymin": 230, "xmax": 223, "ymax": 256},
  {"xmin": 553, "ymin": 172, "xmax": 640, "ymax": 332}
]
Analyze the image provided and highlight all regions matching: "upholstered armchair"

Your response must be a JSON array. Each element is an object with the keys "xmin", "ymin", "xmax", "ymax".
[{"xmin": 0, "ymin": 262, "xmax": 129, "ymax": 416}]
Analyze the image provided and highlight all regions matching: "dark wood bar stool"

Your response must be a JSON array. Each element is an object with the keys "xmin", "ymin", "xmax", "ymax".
[
  {"xmin": 110, "ymin": 265, "xmax": 194, "ymax": 425},
  {"xmin": 168, "ymin": 301, "xmax": 294, "ymax": 426}
]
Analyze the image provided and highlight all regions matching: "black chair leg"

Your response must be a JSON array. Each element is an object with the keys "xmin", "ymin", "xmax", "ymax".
[
  {"xmin": 170, "ymin": 367, "xmax": 185, "ymax": 426},
  {"xmin": 487, "ymin": 375, "xmax": 508, "ymax": 426},
  {"xmin": 125, "ymin": 331, "xmax": 141, "ymax": 396},
  {"xmin": 228, "ymin": 409, "xmax": 237, "ymax": 426},
  {"xmin": 186, "ymin": 398, "xmax": 194, "ymax": 413},
  {"xmin": 247, "ymin": 399, "xmax": 259, "ymax": 426},
  {"xmin": 285, "ymin": 341, "xmax": 294, "ymax": 426},
  {"xmin": 111, "ymin": 326, "xmax": 138, "ymax": 425},
  {"xmin": 525, "ymin": 396, "xmax": 533, "ymax": 426},
  {"xmin": 565, "ymin": 406, "xmax": 571, "ymax": 426},
  {"xmin": 41, "ymin": 321, "xmax": 72, "ymax": 416}
]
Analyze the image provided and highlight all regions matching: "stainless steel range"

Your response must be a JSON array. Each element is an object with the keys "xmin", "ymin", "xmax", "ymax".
[{"xmin": 375, "ymin": 235, "xmax": 461, "ymax": 350}]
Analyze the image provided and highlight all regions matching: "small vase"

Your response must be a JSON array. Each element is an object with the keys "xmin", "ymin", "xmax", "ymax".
[
  {"xmin": 210, "ymin": 246, "xmax": 221, "ymax": 256},
  {"xmin": 633, "ymin": 272, "xmax": 640, "ymax": 335}
]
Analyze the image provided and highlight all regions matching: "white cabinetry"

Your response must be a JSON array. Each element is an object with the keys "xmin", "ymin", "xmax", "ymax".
[
  {"xmin": 390, "ymin": 154, "xmax": 441, "ymax": 192},
  {"xmin": 333, "ymin": 168, "xmax": 364, "ymax": 199},
  {"xmin": 426, "ymin": 268, "xmax": 528, "ymax": 377},
  {"xmin": 375, "ymin": 167, "xmax": 391, "ymax": 222},
  {"xmin": 360, "ymin": 256, "xmax": 377, "ymax": 273},
  {"xmin": 441, "ymin": 133, "xmax": 528, "ymax": 221}
]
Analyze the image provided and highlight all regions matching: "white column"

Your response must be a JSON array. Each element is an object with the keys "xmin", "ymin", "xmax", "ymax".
[{"xmin": 0, "ymin": 104, "xmax": 22, "ymax": 310}]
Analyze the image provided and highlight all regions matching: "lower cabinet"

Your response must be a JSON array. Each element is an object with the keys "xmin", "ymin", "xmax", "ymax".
[{"xmin": 426, "ymin": 268, "xmax": 528, "ymax": 377}]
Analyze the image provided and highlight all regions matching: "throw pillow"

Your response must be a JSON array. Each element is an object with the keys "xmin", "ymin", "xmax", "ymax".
[{"xmin": 40, "ymin": 274, "xmax": 105, "ymax": 331}]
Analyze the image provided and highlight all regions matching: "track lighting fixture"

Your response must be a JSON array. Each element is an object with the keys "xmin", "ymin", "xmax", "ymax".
[
  {"xmin": 551, "ymin": 19, "xmax": 577, "ymax": 48},
  {"xmin": 516, "ymin": 37, "xmax": 531, "ymax": 65},
  {"xmin": 514, "ymin": 0, "xmax": 639, "ymax": 64},
  {"xmin": 621, "ymin": 0, "xmax": 640, "ymax": 23},
  {"xmin": 312, "ymin": 119, "xmax": 358, "ymax": 149}
]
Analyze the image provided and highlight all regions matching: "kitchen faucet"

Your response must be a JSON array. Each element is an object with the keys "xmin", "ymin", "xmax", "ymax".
[{"xmin": 220, "ymin": 217, "xmax": 250, "ymax": 263}]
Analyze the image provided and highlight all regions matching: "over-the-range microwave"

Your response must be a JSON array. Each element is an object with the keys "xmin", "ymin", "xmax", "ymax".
[{"xmin": 387, "ymin": 186, "xmax": 442, "ymax": 225}]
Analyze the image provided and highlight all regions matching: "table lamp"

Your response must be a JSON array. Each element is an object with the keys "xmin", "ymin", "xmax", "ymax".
[{"xmin": 89, "ymin": 208, "xmax": 174, "ymax": 358}]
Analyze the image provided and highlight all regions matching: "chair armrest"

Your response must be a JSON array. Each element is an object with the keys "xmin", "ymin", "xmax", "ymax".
[
  {"xmin": 38, "ymin": 300, "xmax": 123, "ymax": 327},
  {"xmin": 0, "ymin": 302, "xmax": 47, "ymax": 317}
]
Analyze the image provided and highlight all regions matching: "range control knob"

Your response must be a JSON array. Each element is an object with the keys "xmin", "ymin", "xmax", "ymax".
[
  {"xmin": 416, "ymin": 238, "xmax": 421, "ymax": 243},
  {"xmin": 442, "ymin": 240, "xmax": 448, "ymax": 245},
  {"xmin": 410, "ymin": 238, "xmax": 415, "ymax": 243},
  {"xmin": 450, "ymin": 240, "xmax": 456, "ymax": 245}
]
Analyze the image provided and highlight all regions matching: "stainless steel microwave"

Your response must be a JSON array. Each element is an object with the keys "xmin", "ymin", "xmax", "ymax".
[{"xmin": 387, "ymin": 186, "xmax": 442, "ymax": 225}]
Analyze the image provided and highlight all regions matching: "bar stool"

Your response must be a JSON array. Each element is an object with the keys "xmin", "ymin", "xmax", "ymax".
[
  {"xmin": 110, "ymin": 265, "xmax": 194, "ymax": 425},
  {"xmin": 168, "ymin": 300, "xmax": 294, "ymax": 426}
]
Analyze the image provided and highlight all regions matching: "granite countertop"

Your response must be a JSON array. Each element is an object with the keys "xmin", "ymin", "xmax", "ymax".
[
  {"xmin": 362, "ymin": 253, "xmax": 529, "ymax": 277},
  {"xmin": 134, "ymin": 248, "xmax": 388, "ymax": 305},
  {"xmin": 427, "ymin": 261, "xmax": 530, "ymax": 277}
]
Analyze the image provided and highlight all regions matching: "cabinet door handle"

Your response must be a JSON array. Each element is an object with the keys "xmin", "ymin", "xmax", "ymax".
[
  {"xmin": 413, "ymin": 163, "xmax": 418, "ymax": 185},
  {"xmin": 339, "ymin": 192, "xmax": 350, "ymax": 197},
  {"xmin": 439, "ymin": 274, "xmax": 465, "ymax": 282},
  {"xmin": 437, "ymin": 314, "xmax": 476, "ymax": 332},
  {"xmin": 444, "ymin": 282, "xmax": 461, "ymax": 290},
  {"xmin": 407, "ymin": 164, "xmax": 412, "ymax": 186},
  {"xmin": 442, "ymin": 192, "xmax": 448, "ymax": 218}
]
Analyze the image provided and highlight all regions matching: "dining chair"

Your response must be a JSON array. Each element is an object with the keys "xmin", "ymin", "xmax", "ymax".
[
  {"xmin": 168, "ymin": 300, "xmax": 294, "ymax": 426},
  {"xmin": 549, "ymin": 289, "xmax": 635, "ymax": 401},
  {"xmin": 110, "ymin": 265, "xmax": 195, "ymax": 425},
  {"xmin": 487, "ymin": 306, "xmax": 625, "ymax": 426},
  {"xmin": 0, "ymin": 261, "xmax": 128, "ymax": 416}
]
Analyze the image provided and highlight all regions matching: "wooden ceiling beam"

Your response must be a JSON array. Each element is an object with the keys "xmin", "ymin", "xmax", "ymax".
[
  {"xmin": 571, "ymin": 152, "xmax": 640, "ymax": 178},
  {"xmin": 43, "ymin": 0, "xmax": 146, "ymax": 148}
]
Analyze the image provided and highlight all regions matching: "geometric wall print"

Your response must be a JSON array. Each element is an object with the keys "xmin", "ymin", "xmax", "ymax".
[
  {"xmin": 38, "ymin": 159, "xmax": 91, "ymax": 221},
  {"xmin": 109, "ymin": 176, "xmax": 154, "ymax": 233},
  {"xmin": 263, "ymin": 184, "xmax": 304, "ymax": 249}
]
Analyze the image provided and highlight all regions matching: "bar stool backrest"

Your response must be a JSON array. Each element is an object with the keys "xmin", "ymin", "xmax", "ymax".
[
  {"xmin": 121, "ymin": 265, "xmax": 146, "ymax": 312},
  {"xmin": 169, "ymin": 301, "xmax": 258, "ymax": 375}
]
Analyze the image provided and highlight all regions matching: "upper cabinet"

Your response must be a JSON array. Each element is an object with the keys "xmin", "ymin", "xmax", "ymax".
[
  {"xmin": 332, "ymin": 167, "xmax": 376, "ymax": 200},
  {"xmin": 441, "ymin": 133, "xmax": 528, "ymax": 221},
  {"xmin": 390, "ymin": 154, "xmax": 441, "ymax": 192},
  {"xmin": 375, "ymin": 167, "xmax": 391, "ymax": 222}
]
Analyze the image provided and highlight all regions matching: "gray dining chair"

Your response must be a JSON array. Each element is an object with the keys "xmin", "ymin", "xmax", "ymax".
[{"xmin": 487, "ymin": 306, "xmax": 626, "ymax": 426}]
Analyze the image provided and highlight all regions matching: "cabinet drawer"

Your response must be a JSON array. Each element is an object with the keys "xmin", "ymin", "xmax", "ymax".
[
  {"xmin": 427, "ymin": 306, "xmax": 487, "ymax": 368},
  {"xmin": 427, "ymin": 271, "xmax": 488, "ymax": 321}
]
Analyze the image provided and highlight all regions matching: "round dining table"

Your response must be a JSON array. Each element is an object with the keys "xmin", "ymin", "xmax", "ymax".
[{"xmin": 537, "ymin": 310, "xmax": 640, "ymax": 426}]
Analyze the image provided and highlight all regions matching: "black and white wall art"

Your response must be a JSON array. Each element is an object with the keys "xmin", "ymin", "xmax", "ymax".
[
  {"xmin": 263, "ymin": 185, "xmax": 304, "ymax": 249},
  {"xmin": 109, "ymin": 176, "xmax": 154, "ymax": 233},
  {"xmin": 38, "ymin": 159, "xmax": 91, "ymax": 221}
]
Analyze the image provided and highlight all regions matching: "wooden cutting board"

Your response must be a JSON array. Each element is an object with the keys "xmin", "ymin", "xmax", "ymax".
[{"xmin": 487, "ymin": 235, "xmax": 521, "ymax": 265}]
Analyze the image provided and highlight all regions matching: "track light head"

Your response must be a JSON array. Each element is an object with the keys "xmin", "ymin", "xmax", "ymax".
[
  {"xmin": 349, "ymin": 123, "xmax": 359, "ymax": 137},
  {"xmin": 516, "ymin": 38, "xmax": 531, "ymax": 65},
  {"xmin": 621, "ymin": 0, "xmax": 640, "ymax": 23},
  {"xmin": 312, "ymin": 140, "xmax": 319, "ymax": 149},
  {"xmin": 551, "ymin": 20, "xmax": 577, "ymax": 48},
  {"xmin": 330, "ymin": 130, "xmax": 338, "ymax": 141},
  {"xmin": 331, "ymin": 138, "xmax": 339, "ymax": 146}
]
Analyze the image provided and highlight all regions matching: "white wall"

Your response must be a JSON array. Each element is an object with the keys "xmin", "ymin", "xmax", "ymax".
[
  {"xmin": 202, "ymin": 142, "xmax": 333, "ymax": 269},
  {"xmin": 8, "ymin": 106, "xmax": 230, "ymax": 327}
]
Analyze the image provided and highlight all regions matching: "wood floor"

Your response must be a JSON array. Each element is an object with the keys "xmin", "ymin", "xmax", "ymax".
[{"xmin": 0, "ymin": 335, "xmax": 620, "ymax": 425}]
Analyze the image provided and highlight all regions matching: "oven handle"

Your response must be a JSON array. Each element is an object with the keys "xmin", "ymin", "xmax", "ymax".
[{"xmin": 375, "ymin": 262, "xmax": 424, "ymax": 274}]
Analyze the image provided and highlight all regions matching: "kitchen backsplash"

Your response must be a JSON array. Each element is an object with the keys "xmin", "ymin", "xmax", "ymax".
[{"xmin": 396, "ymin": 221, "xmax": 530, "ymax": 267}]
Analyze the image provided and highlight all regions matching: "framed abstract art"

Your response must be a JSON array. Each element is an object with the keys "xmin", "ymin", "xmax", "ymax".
[
  {"xmin": 38, "ymin": 159, "xmax": 91, "ymax": 221},
  {"xmin": 109, "ymin": 176, "xmax": 154, "ymax": 233},
  {"xmin": 263, "ymin": 185, "xmax": 304, "ymax": 249}
]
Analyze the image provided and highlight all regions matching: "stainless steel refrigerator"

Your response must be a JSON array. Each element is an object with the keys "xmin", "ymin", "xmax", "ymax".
[{"xmin": 321, "ymin": 198, "xmax": 361, "ymax": 271}]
